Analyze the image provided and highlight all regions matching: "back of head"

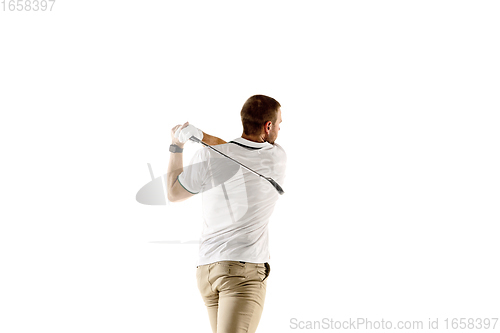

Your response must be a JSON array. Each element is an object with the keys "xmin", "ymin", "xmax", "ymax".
[{"xmin": 240, "ymin": 95, "xmax": 281, "ymax": 136}]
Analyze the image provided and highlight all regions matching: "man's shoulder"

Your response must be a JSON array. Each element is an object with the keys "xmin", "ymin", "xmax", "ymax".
[
  {"xmin": 272, "ymin": 142, "xmax": 287, "ymax": 158},
  {"xmin": 273, "ymin": 142, "xmax": 285, "ymax": 150}
]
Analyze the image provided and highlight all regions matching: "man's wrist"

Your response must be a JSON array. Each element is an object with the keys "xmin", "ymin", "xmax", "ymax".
[{"xmin": 170, "ymin": 143, "xmax": 184, "ymax": 153}]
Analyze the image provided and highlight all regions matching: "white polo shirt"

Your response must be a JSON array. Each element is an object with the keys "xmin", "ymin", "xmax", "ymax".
[{"xmin": 178, "ymin": 137, "xmax": 287, "ymax": 266}]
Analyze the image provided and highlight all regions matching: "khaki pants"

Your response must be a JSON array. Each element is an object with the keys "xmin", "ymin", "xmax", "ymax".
[{"xmin": 196, "ymin": 260, "xmax": 271, "ymax": 333}]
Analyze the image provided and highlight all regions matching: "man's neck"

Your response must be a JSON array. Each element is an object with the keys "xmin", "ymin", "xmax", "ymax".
[{"xmin": 241, "ymin": 133, "xmax": 265, "ymax": 143}]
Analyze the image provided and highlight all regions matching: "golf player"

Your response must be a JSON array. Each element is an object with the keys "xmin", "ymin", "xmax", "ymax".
[{"xmin": 166, "ymin": 94, "xmax": 286, "ymax": 333}]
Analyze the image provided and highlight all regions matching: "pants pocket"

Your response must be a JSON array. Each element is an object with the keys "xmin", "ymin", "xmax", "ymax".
[
  {"xmin": 196, "ymin": 266, "xmax": 202, "ymax": 290},
  {"xmin": 214, "ymin": 261, "xmax": 246, "ymax": 278},
  {"xmin": 258, "ymin": 263, "xmax": 270, "ymax": 282}
]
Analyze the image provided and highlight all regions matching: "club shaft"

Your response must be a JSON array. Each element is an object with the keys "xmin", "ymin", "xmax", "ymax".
[{"xmin": 196, "ymin": 140, "xmax": 265, "ymax": 179}]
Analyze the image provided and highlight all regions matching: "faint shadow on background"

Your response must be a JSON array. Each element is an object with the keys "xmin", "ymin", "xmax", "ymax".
[{"xmin": 136, "ymin": 159, "xmax": 239, "ymax": 205}]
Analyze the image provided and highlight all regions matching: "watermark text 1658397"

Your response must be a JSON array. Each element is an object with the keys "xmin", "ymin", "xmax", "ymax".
[{"xmin": 2, "ymin": 0, "xmax": 55, "ymax": 11}]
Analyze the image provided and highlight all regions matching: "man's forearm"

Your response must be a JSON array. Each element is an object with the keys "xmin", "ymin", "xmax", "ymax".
[
  {"xmin": 202, "ymin": 131, "xmax": 227, "ymax": 145},
  {"xmin": 167, "ymin": 149, "xmax": 183, "ymax": 193}
]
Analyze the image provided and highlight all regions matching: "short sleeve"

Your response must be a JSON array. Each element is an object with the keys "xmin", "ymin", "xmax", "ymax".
[{"xmin": 177, "ymin": 148, "xmax": 210, "ymax": 194}]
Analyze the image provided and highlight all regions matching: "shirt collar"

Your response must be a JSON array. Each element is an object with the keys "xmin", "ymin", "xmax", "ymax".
[{"xmin": 231, "ymin": 137, "xmax": 273, "ymax": 150}]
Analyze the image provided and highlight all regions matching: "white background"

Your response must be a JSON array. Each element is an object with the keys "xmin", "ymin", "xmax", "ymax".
[{"xmin": 1, "ymin": 1, "xmax": 499, "ymax": 332}]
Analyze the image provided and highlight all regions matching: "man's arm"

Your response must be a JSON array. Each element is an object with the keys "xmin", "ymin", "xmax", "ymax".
[
  {"xmin": 202, "ymin": 131, "xmax": 227, "ymax": 145},
  {"xmin": 167, "ymin": 122, "xmax": 195, "ymax": 203},
  {"xmin": 167, "ymin": 123, "xmax": 226, "ymax": 202}
]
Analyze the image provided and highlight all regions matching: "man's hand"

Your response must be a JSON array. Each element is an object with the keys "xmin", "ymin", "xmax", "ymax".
[
  {"xmin": 175, "ymin": 123, "xmax": 204, "ymax": 144},
  {"xmin": 173, "ymin": 122, "xmax": 227, "ymax": 146},
  {"xmin": 171, "ymin": 122, "xmax": 189, "ymax": 147}
]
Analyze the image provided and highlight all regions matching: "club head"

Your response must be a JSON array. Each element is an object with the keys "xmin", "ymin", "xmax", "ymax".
[{"xmin": 266, "ymin": 177, "xmax": 285, "ymax": 195}]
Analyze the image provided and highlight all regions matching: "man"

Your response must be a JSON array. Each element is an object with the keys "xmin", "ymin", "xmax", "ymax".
[{"xmin": 167, "ymin": 95, "xmax": 286, "ymax": 333}]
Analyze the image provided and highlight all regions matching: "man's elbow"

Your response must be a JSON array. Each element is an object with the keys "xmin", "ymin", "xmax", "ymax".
[
  {"xmin": 167, "ymin": 192, "xmax": 180, "ymax": 203},
  {"xmin": 167, "ymin": 180, "xmax": 195, "ymax": 203},
  {"xmin": 167, "ymin": 189, "xmax": 190, "ymax": 203},
  {"xmin": 167, "ymin": 189, "xmax": 178, "ymax": 203}
]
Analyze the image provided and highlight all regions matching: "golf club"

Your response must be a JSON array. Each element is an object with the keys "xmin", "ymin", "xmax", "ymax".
[{"xmin": 189, "ymin": 136, "xmax": 285, "ymax": 195}]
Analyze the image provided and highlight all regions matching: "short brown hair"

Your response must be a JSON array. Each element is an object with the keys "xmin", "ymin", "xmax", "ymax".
[{"xmin": 240, "ymin": 95, "xmax": 281, "ymax": 136}]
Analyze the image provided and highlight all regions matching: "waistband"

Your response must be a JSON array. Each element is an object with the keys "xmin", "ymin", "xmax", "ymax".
[{"xmin": 197, "ymin": 260, "xmax": 268, "ymax": 268}]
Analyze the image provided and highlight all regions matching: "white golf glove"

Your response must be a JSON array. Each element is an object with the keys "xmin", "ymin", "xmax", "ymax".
[{"xmin": 175, "ymin": 124, "xmax": 203, "ymax": 143}]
